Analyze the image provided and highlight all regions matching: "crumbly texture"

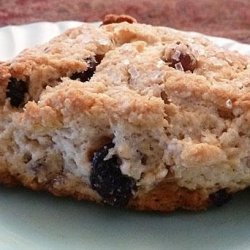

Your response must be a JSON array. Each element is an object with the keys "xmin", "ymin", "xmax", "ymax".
[{"xmin": 0, "ymin": 18, "xmax": 250, "ymax": 212}]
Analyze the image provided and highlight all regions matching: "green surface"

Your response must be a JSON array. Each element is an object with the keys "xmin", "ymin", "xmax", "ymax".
[{"xmin": 0, "ymin": 186, "xmax": 249, "ymax": 250}]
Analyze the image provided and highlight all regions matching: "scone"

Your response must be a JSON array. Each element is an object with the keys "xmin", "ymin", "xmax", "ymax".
[{"xmin": 0, "ymin": 15, "xmax": 249, "ymax": 212}]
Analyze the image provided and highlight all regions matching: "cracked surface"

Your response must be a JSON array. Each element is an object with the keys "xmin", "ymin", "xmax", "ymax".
[{"xmin": 0, "ymin": 20, "xmax": 250, "ymax": 212}]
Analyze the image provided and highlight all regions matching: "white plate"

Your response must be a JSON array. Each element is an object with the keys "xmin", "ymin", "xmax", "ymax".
[
  {"xmin": 1, "ymin": 21, "xmax": 250, "ymax": 61},
  {"xmin": 0, "ymin": 22, "xmax": 250, "ymax": 250}
]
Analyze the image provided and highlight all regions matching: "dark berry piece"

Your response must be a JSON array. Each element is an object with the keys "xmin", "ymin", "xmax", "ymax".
[
  {"xmin": 210, "ymin": 189, "xmax": 232, "ymax": 207},
  {"xmin": 164, "ymin": 43, "xmax": 197, "ymax": 72},
  {"xmin": 6, "ymin": 77, "xmax": 28, "ymax": 107},
  {"xmin": 23, "ymin": 152, "xmax": 32, "ymax": 163},
  {"xmin": 90, "ymin": 143, "xmax": 137, "ymax": 207},
  {"xmin": 92, "ymin": 142, "xmax": 114, "ymax": 167},
  {"xmin": 70, "ymin": 55, "xmax": 103, "ymax": 82}
]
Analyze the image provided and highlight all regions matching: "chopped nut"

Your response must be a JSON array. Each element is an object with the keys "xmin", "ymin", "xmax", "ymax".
[
  {"xmin": 102, "ymin": 14, "xmax": 137, "ymax": 25},
  {"xmin": 163, "ymin": 43, "xmax": 198, "ymax": 72}
]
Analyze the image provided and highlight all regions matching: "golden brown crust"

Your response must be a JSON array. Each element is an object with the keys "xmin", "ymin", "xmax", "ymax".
[
  {"xmin": 5, "ymin": 172, "xmax": 210, "ymax": 212},
  {"xmin": 0, "ymin": 171, "xmax": 18, "ymax": 187},
  {"xmin": 129, "ymin": 183, "xmax": 210, "ymax": 212}
]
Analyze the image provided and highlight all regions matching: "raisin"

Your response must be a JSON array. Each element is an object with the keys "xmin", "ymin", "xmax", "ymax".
[
  {"xmin": 210, "ymin": 189, "xmax": 232, "ymax": 207},
  {"xmin": 6, "ymin": 77, "xmax": 28, "ymax": 107},
  {"xmin": 90, "ymin": 143, "xmax": 137, "ymax": 207},
  {"xmin": 70, "ymin": 55, "xmax": 103, "ymax": 82},
  {"xmin": 164, "ymin": 43, "xmax": 197, "ymax": 72},
  {"xmin": 23, "ymin": 152, "xmax": 32, "ymax": 163}
]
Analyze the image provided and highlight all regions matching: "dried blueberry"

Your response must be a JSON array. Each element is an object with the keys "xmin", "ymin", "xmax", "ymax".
[
  {"xmin": 70, "ymin": 55, "xmax": 103, "ymax": 82},
  {"xmin": 6, "ymin": 77, "xmax": 28, "ymax": 107},
  {"xmin": 90, "ymin": 143, "xmax": 136, "ymax": 207},
  {"xmin": 210, "ymin": 189, "xmax": 232, "ymax": 207}
]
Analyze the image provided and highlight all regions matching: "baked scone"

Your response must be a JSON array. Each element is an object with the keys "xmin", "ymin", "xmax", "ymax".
[{"xmin": 0, "ymin": 15, "xmax": 249, "ymax": 212}]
